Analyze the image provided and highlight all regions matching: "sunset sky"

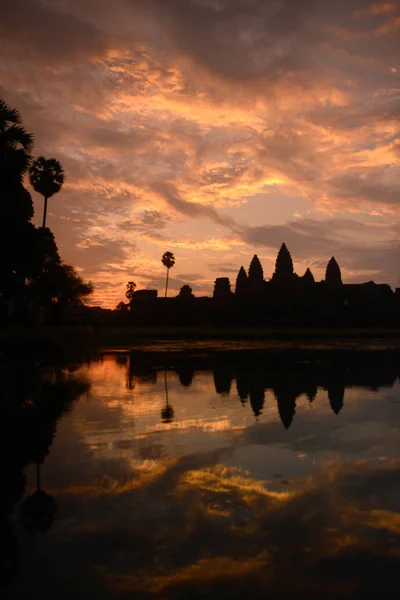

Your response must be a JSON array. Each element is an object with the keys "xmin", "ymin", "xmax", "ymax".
[{"xmin": 1, "ymin": 0, "xmax": 399, "ymax": 307}]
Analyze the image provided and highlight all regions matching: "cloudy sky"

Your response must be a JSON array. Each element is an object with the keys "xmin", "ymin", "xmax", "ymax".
[{"xmin": 1, "ymin": 0, "xmax": 399, "ymax": 306}]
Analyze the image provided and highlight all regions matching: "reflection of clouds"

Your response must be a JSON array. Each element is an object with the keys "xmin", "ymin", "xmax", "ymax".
[{"xmin": 41, "ymin": 457, "xmax": 400, "ymax": 598}]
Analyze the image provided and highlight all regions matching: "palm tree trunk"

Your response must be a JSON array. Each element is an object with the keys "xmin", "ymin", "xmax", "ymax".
[
  {"xmin": 164, "ymin": 370, "xmax": 169, "ymax": 408},
  {"xmin": 165, "ymin": 267, "xmax": 169, "ymax": 298},
  {"xmin": 42, "ymin": 196, "xmax": 48, "ymax": 228}
]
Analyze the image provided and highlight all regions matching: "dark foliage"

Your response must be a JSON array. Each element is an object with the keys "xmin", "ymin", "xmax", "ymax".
[
  {"xmin": 29, "ymin": 156, "xmax": 64, "ymax": 228},
  {"xmin": 0, "ymin": 97, "xmax": 92, "ymax": 323},
  {"xmin": 178, "ymin": 284, "xmax": 195, "ymax": 300}
]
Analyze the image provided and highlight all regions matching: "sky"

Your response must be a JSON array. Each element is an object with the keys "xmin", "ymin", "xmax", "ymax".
[{"xmin": 1, "ymin": 0, "xmax": 399, "ymax": 307}]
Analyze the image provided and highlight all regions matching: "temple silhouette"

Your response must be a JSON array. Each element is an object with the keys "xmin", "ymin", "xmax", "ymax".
[{"xmin": 121, "ymin": 243, "xmax": 399, "ymax": 326}]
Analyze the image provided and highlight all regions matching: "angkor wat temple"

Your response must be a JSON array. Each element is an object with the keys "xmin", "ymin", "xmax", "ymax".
[{"xmin": 126, "ymin": 243, "xmax": 399, "ymax": 326}]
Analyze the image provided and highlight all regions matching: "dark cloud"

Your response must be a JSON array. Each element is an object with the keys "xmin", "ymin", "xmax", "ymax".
[
  {"xmin": 175, "ymin": 273, "xmax": 203, "ymax": 282},
  {"xmin": 154, "ymin": 181, "xmax": 238, "ymax": 228},
  {"xmin": 328, "ymin": 166, "xmax": 400, "ymax": 206},
  {"xmin": 0, "ymin": 0, "xmax": 109, "ymax": 62},
  {"xmin": 208, "ymin": 262, "xmax": 239, "ymax": 273},
  {"xmin": 74, "ymin": 237, "xmax": 137, "ymax": 270},
  {"xmin": 131, "ymin": 0, "xmax": 318, "ymax": 84},
  {"xmin": 118, "ymin": 211, "xmax": 170, "ymax": 233}
]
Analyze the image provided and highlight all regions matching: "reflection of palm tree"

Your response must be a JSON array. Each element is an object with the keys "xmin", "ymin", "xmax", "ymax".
[
  {"xmin": 29, "ymin": 156, "xmax": 64, "ymax": 228},
  {"xmin": 126, "ymin": 353, "xmax": 136, "ymax": 391},
  {"xmin": 161, "ymin": 370, "xmax": 175, "ymax": 423},
  {"xmin": 19, "ymin": 462, "xmax": 57, "ymax": 533}
]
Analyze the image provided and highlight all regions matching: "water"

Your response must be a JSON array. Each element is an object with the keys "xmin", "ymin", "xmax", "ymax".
[{"xmin": 2, "ymin": 348, "xmax": 400, "ymax": 599}]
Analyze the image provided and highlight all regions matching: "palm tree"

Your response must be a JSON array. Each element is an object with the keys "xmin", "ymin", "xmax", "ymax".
[
  {"xmin": 29, "ymin": 156, "xmax": 64, "ymax": 228},
  {"xmin": 161, "ymin": 251, "xmax": 175, "ymax": 298},
  {"xmin": 126, "ymin": 281, "xmax": 136, "ymax": 301},
  {"xmin": 0, "ymin": 98, "xmax": 34, "ymax": 185}
]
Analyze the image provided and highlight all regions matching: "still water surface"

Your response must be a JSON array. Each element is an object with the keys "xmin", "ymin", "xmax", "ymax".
[{"xmin": 3, "ymin": 349, "xmax": 400, "ymax": 599}]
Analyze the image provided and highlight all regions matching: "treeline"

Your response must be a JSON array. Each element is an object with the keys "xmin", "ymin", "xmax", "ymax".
[{"xmin": 0, "ymin": 98, "xmax": 93, "ymax": 326}]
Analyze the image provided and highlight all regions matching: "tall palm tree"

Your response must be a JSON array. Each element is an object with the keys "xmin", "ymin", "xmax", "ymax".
[
  {"xmin": 161, "ymin": 251, "xmax": 175, "ymax": 298},
  {"xmin": 29, "ymin": 156, "xmax": 64, "ymax": 228},
  {"xmin": 0, "ymin": 98, "xmax": 34, "ymax": 185}
]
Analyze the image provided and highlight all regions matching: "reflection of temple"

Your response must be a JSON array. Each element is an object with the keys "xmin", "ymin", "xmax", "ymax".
[
  {"xmin": 122, "ymin": 243, "xmax": 399, "ymax": 326},
  {"xmin": 126, "ymin": 354, "xmax": 158, "ymax": 390},
  {"xmin": 154, "ymin": 349, "xmax": 399, "ymax": 430}
]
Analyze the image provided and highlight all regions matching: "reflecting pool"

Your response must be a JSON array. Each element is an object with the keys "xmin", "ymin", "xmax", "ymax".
[{"xmin": 2, "ymin": 348, "xmax": 400, "ymax": 599}]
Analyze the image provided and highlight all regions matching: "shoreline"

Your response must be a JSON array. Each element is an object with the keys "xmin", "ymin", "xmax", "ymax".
[{"xmin": 1, "ymin": 325, "xmax": 400, "ymax": 356}]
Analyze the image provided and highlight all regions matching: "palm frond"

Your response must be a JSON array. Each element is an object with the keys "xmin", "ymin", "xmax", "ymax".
[{"xmin": 0, "ymin": 98, "xmax": 22, "ymax": 130}]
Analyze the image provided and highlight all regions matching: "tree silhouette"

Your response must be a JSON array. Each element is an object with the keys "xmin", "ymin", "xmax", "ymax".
[
  {"xmin": 272, "ymin": 243, "xmax": 294, "ymax": 283},
  {"xmin": 29, "ymin": 156, "xmax": 64, "ymax": 228},
  {"xmin": 178, "ymin": 284, "xmax": 194, "ymax": 299},
  {"xmin": 116, "ymin": 301, "xmax": 128, "ymax": 312},
  {"xmin": 126, "ymin": 281, "xmax": 136, "ymax": 301},
  {"xmin": 325, "ymin": 257, "xmax": 342, "ymax": 286},
  {"xmin": 235, "ymin": 266, "xmax": 248, "ymax": 297},
  {"xmin": 0, "ymin": 99, "xmax": 37, "ymax": 304},
  {"xmin": 162, "ymin": 252, "xmax": 175, "ymax": 298},
  {"xmin": 0, "ymin": 98, "xmax": 33, "ymax": 187}
]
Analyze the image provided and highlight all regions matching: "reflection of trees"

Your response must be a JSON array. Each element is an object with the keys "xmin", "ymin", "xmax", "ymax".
[
  {"xmin": 19, "ymin": 472, "xmax": 57, "ymax": 533},
  {"xmin": 161, "ymin": 371, "xmax": 175, "ymax": 424},
  {"xmin": 126, "ymin": 354, "xmax": 157, "ymax": 390},
  {"xmin": 0, "ymin": 361, "xmax": 89, "ymax": 588}
]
